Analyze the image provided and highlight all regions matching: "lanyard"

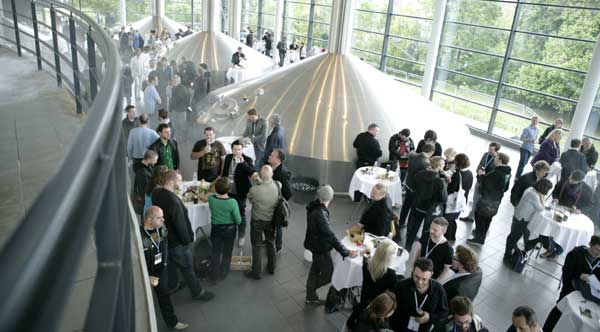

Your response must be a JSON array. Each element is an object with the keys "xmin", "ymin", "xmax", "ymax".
[
  {"xmin": 585, "ymin": 255, "xmax": 600, "ymax": 272},
  {"xmin": 413, "ymin": 291, "xmax": 428, "ymax": 311},
  {"xmin": 425, "ymin": 238, "xmax": 440, "ymax": 258},
  {"xmin": 144, "ymin": 228, "xmax": 161, "ymax": 250},
  {"xmin": 483, "ymin": 155, "xmax": 494, "ymax": 169}
]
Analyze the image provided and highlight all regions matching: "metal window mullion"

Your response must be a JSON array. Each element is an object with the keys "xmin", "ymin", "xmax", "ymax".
[
  {"xmin": 10, "ymin": 0, "xmax": 21, "ymax": 56},
  {"xmin": 50, "ymin": 6, "xmax": 62, "ymax": 87},
  {"xmin": 31, "ymin": 1, "xmax": 42, "ymax": 70},
  {"xmin": 258, "ymin": 0, "xmax": 264, "ymax": 36},
  {"xmin": 379, "ymin": 0, "xmax": 394, "ymax": 71},
  {"xmin": 282, "ymin": 0, "xmax": 287, "ymax": 34},
  {"xmin": 69, "ymin": 16, "xmax": 82, "ymax": 114},
  {"xmin": 488, "ymin": 0, "xmax": 523, "ymax": 134},
  {"xmin": 427, "ymin": 0, "xmax": 449, "ymax": 100},
  {"xmin": 307, "ymin": 0, "xmax": 315, "ymax": 51}
]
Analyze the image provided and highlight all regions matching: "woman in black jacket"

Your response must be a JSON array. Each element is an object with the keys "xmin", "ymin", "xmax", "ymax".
[
  {"xmin": 348, "ymin": 291, "xmax": 396, "ymax": 332},
  {"xmin": 360, "ymin": 241, "xmax": 401, "ymax": 307},
  {"xmin": 468, "ymin": 152, "xmax": 512, "ymax": 245},
  {"xmin": 443, "ymin": 154, "xmax": 473, "ymax": 241}
]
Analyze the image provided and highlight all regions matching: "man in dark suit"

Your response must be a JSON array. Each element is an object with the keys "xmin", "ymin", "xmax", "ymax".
[
  {"xmin": 262, "ymin": 114, "xmax": 286, "ymax": 167},
  {"xmin": 242, "ymin": 108, "xmax": 268, "ymax": 168},
  {"xmin": 231, "ymin": 47, "xmax": 246, "ymax": 66},
  {"xmin": 560, "ymin": 138, "xmax": 588, "ymax": 181},
  {"xmin": 359, "ymin": 183, "xmax": 393, "ymax": 237},
  {"xmin": 221, "ymin": 140, "xmax": 256, "ymax": 247},
  {"xmin": 151, "ymin": 170, "xmax": 214, "ymax": 302},
  {"xmin": 268, "ymin": 148, "xmax": 292, "ymax": 254},
  {"xmin": 352, "ymin": 123, "xmax": 382, "ymax": 168},
  {"xmin": 443, "ymin": 245, "xmax": 482, "ymax": 302}
]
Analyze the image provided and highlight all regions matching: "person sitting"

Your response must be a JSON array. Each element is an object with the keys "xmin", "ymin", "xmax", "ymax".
[
  {"xmin": 445, "ymin": 296, "xmax": 489, "ymax": 332},
  {"xmin": 359, "ymin": 183, "xmax": 393, "ymax": 237},
  {"xmin": 443, "ymin": 245, "xmax": 482, "ymax": 302},
  {"xmin": 411, "ymin": 217, "xmax": 453, "ymax": 281},
  {"xmin": 507, "ymin": 306, "xmax": 542, "ymax": 332},
  {"xmin": 542, "ymin": 235, "xmax": 600, "ymax": 332},
  {"xmin": 359, "ymin": 240, "xmax": 401, "ymax": 308},
  {"xmin": 531, "ymin": 129, "xmax": 562, "ymax": 166},
  {"xmin": 231, "ymin": 47, "xmax": 246, "ymax": 67},
  {"xmin": 560, "ymin": 138, "xmax": 588, "ymax": 182},
  {"xmin": 350, "ymin": 291, "xmax": 397, "ymax": 332},
  {"xmin": 504, "ymin": 179, "xmax": 553, "ymax": 262},
  {"xmin": 405, "ymin": 157, "xmax": 448, "ymax": 251},
  {"xmin": 390, "ymin": 258, "xmax": 448, "ymax": 332},
  {"xmin": 416, "ymin": 129, "xmax": 443, "ymax": 157},
  {"xmin": 510, "ymin": 160, "xmax": 550, "ymax": 207}
]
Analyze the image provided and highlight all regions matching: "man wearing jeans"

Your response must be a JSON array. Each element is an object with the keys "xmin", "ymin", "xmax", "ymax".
[
  {"xmin": 303, "ymin": 185, "xmax": 358, "ymax": 304},
  {"xmin": 152, "ymin": 170, "xmax": 215, "ymax": 301},
  {"xmin": 246, "ymin": 166, "xmax": 279, "ymax": 279},
  {"xmin": 515, "ymin": 116, "xmax": 539, "ymax": 178}
]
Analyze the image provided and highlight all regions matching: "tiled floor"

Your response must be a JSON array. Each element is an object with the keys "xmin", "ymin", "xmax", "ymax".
[
  {"xmin": 159, "ymin": 132, "xmax": 584, "ymax": 332},
  {"xmin": 0, "ymin": 48, "xmax": 84, "ymax": 251}
]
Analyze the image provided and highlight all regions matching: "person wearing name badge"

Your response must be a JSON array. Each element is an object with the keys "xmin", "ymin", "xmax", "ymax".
[
  {"xmin": 390, "ymin": 258, "xmax": 449, "ymax": 332},
  {"xmin": 542, "ymin": 235, "xmax": 600, "ymax": 331},
  {"xmin": 411, "ymin": 217, "xmax": 454, "ymax": 282}
]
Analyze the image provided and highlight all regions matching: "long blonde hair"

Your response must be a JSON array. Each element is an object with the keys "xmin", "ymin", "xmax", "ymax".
[{"xmin": 368, "ymin": 240, "xmax": 396, "ymax": 281}]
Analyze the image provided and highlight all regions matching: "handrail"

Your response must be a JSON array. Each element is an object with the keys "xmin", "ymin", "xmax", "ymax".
[{"xmin": 0, "ymin": 1, "xmax": 152, "ymax": 331}]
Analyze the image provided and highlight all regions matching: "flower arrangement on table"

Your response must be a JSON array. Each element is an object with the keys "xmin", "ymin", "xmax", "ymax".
[{"xmin": 182, "ymin": 180, "xmax": 213, "ymax": 203}]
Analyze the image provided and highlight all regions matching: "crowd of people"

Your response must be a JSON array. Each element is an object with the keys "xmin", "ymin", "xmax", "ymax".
[
  {"xmin": 240, "ymin": 26, "xmax": 310, "ymax": 68},
  {"xmin": 123, "ymin": 71, "xmax": 600, "ymax": 331}
]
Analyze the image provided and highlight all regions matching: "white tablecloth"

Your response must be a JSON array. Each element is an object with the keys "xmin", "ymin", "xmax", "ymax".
[
  {"xmin": 331, "ymin": 235, "xmax": 408, "ymax": 291},
  {"xmin": 226, "ymin": 67, "xmax": 246, "ymax": 83},
  {"xmin": 548, "ymin": 162, "xmax": 597, "ymax": 191},
  {"xmin": 528, "ymin": 209, "xmax": 595, "ymax": 254},
  {"xmin": 556, "ymin": 291, "xmax": 600, "ymax": 332},
  {"xmin": 347, "ymin": 167, "xmax": 402, "ymax": 206},
  {"xmin": 286, "ymin": 51, "xmax": 300, "ymax": 64},
  {"xmin": 217, "ymin": 136, "xmax": 256, "ymax": 161},
  {"xmin": 181, "ymin": 181, "xmax": 211, "ymax": 240}
]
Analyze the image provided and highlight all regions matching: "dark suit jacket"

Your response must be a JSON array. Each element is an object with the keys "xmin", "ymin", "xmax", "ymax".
[
  {"xmin": 221, "ymin": 154, "xmax": 255, "ymax": 198},
  {"xmin": 272, "ymin": 163, "xmax": 292, "ymax": 200},
  {"xmin": 359, "ymin": 196, "xmax": 393, "ymax": 237},
  {"xmin": 149, "ymin": 138, "xmax": 180, "ymax": 170},
  {"xmin": 560, "ymin": 149, "xmax": 588, "ymax": 181},
  {"xmin": 552, "ymin": 178, "xmax": 593, "ymax": 215},
  {"xmin": 242, "ymin": 117, "xmax": 268, "ymax": 150},
  {"xmin": 263, "ymin": 125, "xmax": 286, "ymax": 164},
  {"xmin": 151, "ymin": 188, "xmax": 194, "ymax": 248},
  {"xmin": 443, "ymin": 268, "xmax": 483, "ymax": 302}
]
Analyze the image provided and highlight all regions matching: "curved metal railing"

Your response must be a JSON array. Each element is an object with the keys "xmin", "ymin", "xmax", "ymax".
[{"xmin": 0, "ymin": 1, "xmax": 154, "ymax": 331}]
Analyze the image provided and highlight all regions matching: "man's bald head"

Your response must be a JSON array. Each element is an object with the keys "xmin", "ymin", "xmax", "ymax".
[
  {"xmin": 260, "ymin": 165, "xmax": 273, "ymax": 181},
  {"xmin": 144, "ymin": 206, "xmax": 164, "ymax": 228}
]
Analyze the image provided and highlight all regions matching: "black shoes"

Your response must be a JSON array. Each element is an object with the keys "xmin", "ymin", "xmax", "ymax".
[
  {"xmin": 244, "ymin": 270, "xmax": 262, "ymax": 280},
  {"xmin": 467, "ymin": 237, "xmax": 484, "ymax": 245},
  {"xmin": 192, "ymin": 290, "xmax": 215, "ymax": 301},
  {"xmin": 460, "ymin": 217, "xmax": 474, "ymax": 222}
]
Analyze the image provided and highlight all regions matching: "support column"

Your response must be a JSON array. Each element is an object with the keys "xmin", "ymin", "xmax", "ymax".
[
  {"xmin": 120, "ymin": 0, "xmax": 126, "ymax": 26},
  {"xmin": 153, "ymin": 0, "xmax": 164, "ymax": 32},
  {"xmin": 273, "ymin": 0, "xmax": 284, "ymax": 49},
  {"xmin": 229, "ymin": 0, "xmax": 242, "ymax": 40},
  {"xmin": 421, "ymin": 0, "xmax": 447, "ymax": 98},
  {"xmin": 204, "ymin": 0, "xmax": 220, "ymax": 32},
  {"xmin": 567, "ymin": 33, "xmax": 600, "ymax": 143},
  {"xmin": 327, "ymin": 0, "xmax": 355, "ymax": 55}
]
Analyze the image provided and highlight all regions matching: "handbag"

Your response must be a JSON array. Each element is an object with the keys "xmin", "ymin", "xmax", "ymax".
[
  {"xmin": 445, "ymin": 172, "xmax": 466, "ymax": 214},
  {"xmin": 510, "ymin": 249, "xmax": 528, "ymax": 273},
  {"xmin": 476, "ymin": 196, "xmax": 500, "ymax": 217},
  {"xmin": 271, "ymin": 181, "xmax": 291, "ymax": 227}
]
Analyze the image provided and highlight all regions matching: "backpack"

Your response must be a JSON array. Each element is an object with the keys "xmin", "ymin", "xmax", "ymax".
[
  {"xmin": 272, "ymin": 181, "xmax": 291, "ymax": 227},
  {"xmin": 510, "ymin": 249, "xmax": 528, "ymax": 273}
]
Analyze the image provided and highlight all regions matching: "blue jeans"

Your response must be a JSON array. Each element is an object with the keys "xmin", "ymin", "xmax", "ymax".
[
  {"xmin": 516, "ymin": 148, "xmax": 532, "ymax": 178},
  {"xmin": 169, "ymin": 243, "xmax": 203, "ymax": 296},
  {"xmin": 275, "ymin": 225, "xmax": 283, "ymax": 251}
]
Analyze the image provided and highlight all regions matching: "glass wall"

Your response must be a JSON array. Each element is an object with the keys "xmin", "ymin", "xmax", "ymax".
[
  {"xmin": 67, "ymin": 0, "xmax": 121, "ymax": 27},
  {"xmin": 242, "ymin": 0, "xmax": 260, "ymax": 35},
  {"xmin": 351, "ymin": 0, "xmax": 434, "ymax": 90},
  {"xmin": 431, "ymin": 0, "xmax": 600, "ymax": 140},
  {"xmin": 164, "ymin": 0, "xmax": 202, "ymax": 30},
  {"xmin": 283, "ymin": 0, "xmax": 332, "ymax": 52},
  {"xmin": 125, "ymin": 0, "xmax": 152, "ymax": 24},
  {"xmin": 222, "ymin": 0, "xmax": 230, "ymax": 35}
]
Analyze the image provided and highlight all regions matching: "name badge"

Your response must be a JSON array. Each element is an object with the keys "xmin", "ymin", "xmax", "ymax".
[
  {"xmin": 407, "ymin": 317, "xmax": 420, "ymax": 332},
  {"xmin": 154, "ymin": 252, "xmax": 163, "ymax": 265}
]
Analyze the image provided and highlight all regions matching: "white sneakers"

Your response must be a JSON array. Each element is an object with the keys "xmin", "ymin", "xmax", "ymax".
[
  {"xmin": 173, "ymin": 322, "xmax": 189, "ymax": 330},
  {"xmin": 238, "ymin": 237, "xmax": 246, "ymax": 247}
]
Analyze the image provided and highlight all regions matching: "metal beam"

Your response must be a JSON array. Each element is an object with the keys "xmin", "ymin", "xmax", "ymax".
[{"xmin": 421, "ymin": 0, "xmax": 447, "ymax": 98}]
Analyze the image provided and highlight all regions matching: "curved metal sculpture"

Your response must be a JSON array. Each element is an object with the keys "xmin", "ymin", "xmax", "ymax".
[{"xmin": 196, "ymin": 52, "xmax": 470, "ymax": 190}]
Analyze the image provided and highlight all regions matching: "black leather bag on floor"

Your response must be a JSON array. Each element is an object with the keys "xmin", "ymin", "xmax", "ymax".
[{"xmin": 510, "ymin": 249, "xmax": 528, "ymax": 273}]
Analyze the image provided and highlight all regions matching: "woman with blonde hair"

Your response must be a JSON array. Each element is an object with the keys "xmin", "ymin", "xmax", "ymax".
[
  {"xmin": 360, "ymin": 240, "xmax": 400, "ymax": 307},
  {"xmin": 531, "ymin": 128, "xmax": 562, "ymax": 166}
]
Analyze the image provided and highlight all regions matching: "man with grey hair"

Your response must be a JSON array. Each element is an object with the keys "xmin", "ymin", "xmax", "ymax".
[
  {"xmin": 359, "ymin": 183, "xmax": 393, "ymax": 237},
  {"xmin": 262, "ymin": 114, "xmax": 286, "ymax": 167},
  {"xmin": 242, "ymin": 109, "xmax": 268, "ymax": 165},
  {"xmin": 169, "ymin": 74, "xmax": 191, "ymax": 137},
  {"xmin": 246, "ymin": 165, "xmax": 280, "ymax": 279},
  {"xmin": 304, "ymin": 185, "xmax": 358, "ymax": 304}
]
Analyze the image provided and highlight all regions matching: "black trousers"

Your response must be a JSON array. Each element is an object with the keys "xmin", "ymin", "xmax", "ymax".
[
  {"xmin": 405, "ymin": 208, "xmax": 439, "ymax": 251},
  {"xmin": 306, "ymin": 251, "xmax": 334, "ymax": 300},
  {"xmin": 210, "ymin": 223, "xmax": 237, "ymax": 280},
  {"xmin": 230, "ymin": 194, "xmax": 247, "ymax": 238},
  {"xmin": 399, "ymin": 189, "xmax": 416, "ymax": 227},
  {"xmin": 443, "ymin": 212, "xmax": 461, "ymax": 241},
  {"xmin": 154, "ymin": 268, "xmax": 179, "ymax": 328},
  {"xmin": 250, "ymin": 219, "xmax": 276, "ymax": 276},
  {"xmin": 474, "ymin": 212, "xmax": 494, "ymax": 243},
  {"xmin": 503, "ymin": 217, "xmax": 531, "ymax": 259}
]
